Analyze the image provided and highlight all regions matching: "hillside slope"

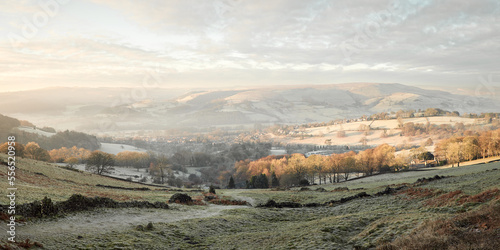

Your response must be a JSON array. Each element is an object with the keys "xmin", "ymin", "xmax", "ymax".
[
  {"xmin": 3, "ymin": 154, "xmax": 498, "ymax": 249},
  {"xmin": 0, "ymin": 154, "xmax": 169, "ymax": 203},
  {"xmin": 2, "ymin": 83, "xmax": 498, "ymax": 132}
]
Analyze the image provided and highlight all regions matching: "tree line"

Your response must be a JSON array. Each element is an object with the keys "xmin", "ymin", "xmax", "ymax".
[
  {"xmin": 223, "ymin": 143, "xmax": 400, "ymax": 188},
  {"xmin": 14, "ymin": 130, "xmax": 100, "ymax": 151},
  {"xmin": 435, "ymin": 128, "xmax": 500, "ymax": 167},
  {"xmin": 0, "ymin": 114, "xmax": 100, "ymax": 151},
  {"xmin": 226, "ymin": 128, "xmax": 500, "ymax": 188}
]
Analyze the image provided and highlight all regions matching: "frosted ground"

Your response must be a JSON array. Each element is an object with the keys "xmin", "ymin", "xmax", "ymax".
[{"xmin": 14, "ymin": 161, "xmax": 500, "ymax": 249}]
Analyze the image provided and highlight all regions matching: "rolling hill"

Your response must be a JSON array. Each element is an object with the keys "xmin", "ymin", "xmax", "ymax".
[{"xmin": 2, "ymin": 83, "xmax": 498, "ymax": 133}]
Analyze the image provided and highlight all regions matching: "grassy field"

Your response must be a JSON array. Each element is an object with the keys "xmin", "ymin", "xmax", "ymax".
[
  {"xmin": 279, "ymin": 116, "xmax": 485, "ymax": 147},
  {"xmin": 1, "ymin": 154, "xmax": 499, "ymax": 249},
  {"xmin": 0, "ymin": 154, "xmax": 181, "ymax": 203}
]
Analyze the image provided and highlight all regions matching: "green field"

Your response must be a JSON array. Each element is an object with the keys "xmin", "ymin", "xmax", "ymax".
[{"xmin": 1, "ymin": 154, "xmax": 499, "ymax": 249}]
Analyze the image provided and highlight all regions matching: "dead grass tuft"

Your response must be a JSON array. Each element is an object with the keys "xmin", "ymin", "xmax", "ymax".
[
  {"xmin": 458, "ymin": 188, "xmax": 500, "ymax": 205},
  {"xmin": 397, "ymin": 187, "xmax": 439, "ymax": 200},
  {"xmin": 423, "ymin": 189, "xmax": 500, "ymax": 207},
  {"xmin": 0, "ymin": 239, "xmax": 44, "ymax": 249},
  {"xmin": 378, "ymin": 203, "xmax": 500, "ymax": 250},
  {"xmin": 424, "ymin": 190, "xmax": 463, "ymax": 207}
]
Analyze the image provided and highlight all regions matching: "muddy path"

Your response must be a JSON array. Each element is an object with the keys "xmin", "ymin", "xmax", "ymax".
[{"xmin": 16, "ymin": 204, "xmax": 247, "ymax": 241}]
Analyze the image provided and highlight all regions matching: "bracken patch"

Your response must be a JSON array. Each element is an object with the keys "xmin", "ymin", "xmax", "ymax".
[
  {"xmin": 0, "ymin": 239, "xmax": 43, "ymax": 249},
  {"xmin": 397, "ymin": 187, "xmax": 439, "ymax": 200},
  {"xmin": 424, "ymin": 190, "xmax": 463, "ymax": 207},
  {"xmin": 378, "ymin": 203, "xmax": 500, "ymax": 250},
  {"xmin": 458, "ymin": 188, "xmax": 500, "ymax": 205}
]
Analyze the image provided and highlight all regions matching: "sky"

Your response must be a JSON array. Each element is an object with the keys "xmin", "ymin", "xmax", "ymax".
[{"xmin": 0, "ymin": 0, "xmax": 499, "ymax": 92}]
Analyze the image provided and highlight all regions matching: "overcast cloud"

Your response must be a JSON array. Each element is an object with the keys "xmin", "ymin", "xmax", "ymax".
[{"xmin": 0, "ymin": 0, "xmax": 499, "ymax": 92}]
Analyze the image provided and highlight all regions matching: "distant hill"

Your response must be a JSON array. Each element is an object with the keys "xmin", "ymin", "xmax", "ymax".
[
  {"xmin": 0, "ymin": 113, "xmax": 100, "ymax": 150},
  {"xmin": 2, "ymin": 83, "xmax": 498, "ymax": 133}
]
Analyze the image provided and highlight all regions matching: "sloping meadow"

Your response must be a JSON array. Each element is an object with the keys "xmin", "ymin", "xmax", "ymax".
[{"xmin": 0, "ymin": 153, "xmax": 499, "ymax": 249}]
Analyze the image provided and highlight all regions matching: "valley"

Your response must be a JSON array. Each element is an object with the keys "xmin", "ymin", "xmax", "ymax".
[{"xmin": 2, "ymin": 1, "xmax": 499, "ymax": 248}]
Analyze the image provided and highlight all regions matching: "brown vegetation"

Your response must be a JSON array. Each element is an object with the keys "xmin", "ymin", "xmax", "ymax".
[
  {"xmin": 424, "ymin": 189, "xmax": 500, "ymax": 207},
  {"xmin": 435, "ymin": 129, "xmax": 500, "ymax": 166},
  {"xmin": 231, "ymin": 143, "xmax": 398, "ymax": 187},
  {"xmin": 378, "ymin": 203, "xmax": 500, "ymax": 250},
  {"xmin": 0, "ymin": 239, "xmax": 43, "ymax": 249},
  {"xmin": 424, "ymin": 190, "xmax": 464, "ymax": 207},
  {"xmin": 398, "ymin": 187, "xmax": 440, "ymax": 200},
  {"xmin": 49, "ymin": 146, "xmax": 91, "ymax": 163},
  {"xmin": 458, "ymin": 188, "xmax": 500, "ymax": 205}
]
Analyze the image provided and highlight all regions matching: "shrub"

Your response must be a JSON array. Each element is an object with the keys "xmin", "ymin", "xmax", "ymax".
[
  {"xmin": 209, "ymin": 185, "xmax": 216, "ymax": 194},
  {"xmin": 271, "ymin": 172, "xmax": 280, "ymax": 187},
  {"xmin": 168, "ymin": 193, "xmax": 193, "ymax": 204},
  {"xmin": 40, "ymin": 197, "xmax": 57, "ymax": 217},
  {"xmin": 299, "ymin": 179, "xmax": 310, "ymax": 186},
  {"xmin": 227, "ymin": 176, "xmax": 235, "ymax": 189}
]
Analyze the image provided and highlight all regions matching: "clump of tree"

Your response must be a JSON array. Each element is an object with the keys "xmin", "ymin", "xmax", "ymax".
[
  {"xmin": 435, "ymin": 129, "xmax": 500, "ymax": 167},
  {"xmin": 148, "ymin": 154, "xmax": 170, "ymax": 184},
  {"xmin": 246, "ymin": 174, "xmax": 269, "ymax": 189},
  {"xmin": 49, "ymin": 146, "xmax": 91, "ymax": 163},
  {"xmin": 229, "ymin": 144, "xmax": 403, "ymax": 188},
  {"xmin": 400, "ymin": 121, "xmax": 471, "ymax": 138},
  {"xmin": 14, "ymin": 129, "xmax": 100, "ymax": 151},
  {"xmin": 64, "ymin": 157, "xmax": 79, "ymax": 168},
  {"xmin": 270, "ymin": 172, "xmax": 280, "ymax": 187},
  {"xmin": 85, "ymin": 151, "xmax": 115, "ymax": 175},
  {"xmin": 0, "ymin": 142, "xmax": 25, "ymax": 158},
  {"xmin": 115, "ymin": 151, "xmax": 150, "ymax": 170},
  {"xmin": 24, "ymin": 142, "xmax": 51, "ymax": 162}
]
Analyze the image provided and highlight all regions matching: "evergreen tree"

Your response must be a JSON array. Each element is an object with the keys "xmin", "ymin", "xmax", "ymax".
[
  {"xmin": 247, "ymin": 174, "xmax": 269, "ymax": 189},
  {"xmin": 257, "ymin": 174, "xmax": 269, "ymax": 189},
  {"xmin": 228, "ymin": 176, "xmax": 235, "ymax": 189},
  {"xmin": 271, "ymin": 172, "xmax": 280, "ymax": 187}
]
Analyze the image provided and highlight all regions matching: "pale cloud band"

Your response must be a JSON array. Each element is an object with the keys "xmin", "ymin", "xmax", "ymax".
[{"xmin": 0, "ymin": 0, "xmax": 498, "ymax": 92}]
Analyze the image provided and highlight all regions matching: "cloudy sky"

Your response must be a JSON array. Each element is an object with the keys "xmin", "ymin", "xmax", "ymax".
[{"xmin": 0, "ymin": 0, "xmax": 499, "ymax": 92}]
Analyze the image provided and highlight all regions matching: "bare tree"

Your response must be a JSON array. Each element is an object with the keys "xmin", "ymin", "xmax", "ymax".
[{"xmin": 86, "ymin": 151, "xmax": 115, "ymax": 175}]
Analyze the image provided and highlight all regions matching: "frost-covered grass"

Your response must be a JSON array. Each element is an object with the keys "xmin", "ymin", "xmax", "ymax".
[
  {"xmin": 0, "ymin": 154, "xmax": 194, "ymax": 203},
  {"xmin": 221, "ymin": 162, "xmax": 500, "ymax": 206},
  {"xmin": 2, "ymin": 154, "xmax": 499, "ymax": 249}
]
